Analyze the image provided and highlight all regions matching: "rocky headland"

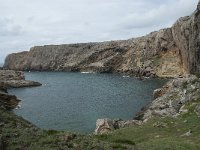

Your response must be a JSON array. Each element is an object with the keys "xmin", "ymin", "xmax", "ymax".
[
  {"xmin": 0, "ymin": 70, "xmax": 41, "ymax": 110},
  {"xmin": 3, "ymin": 1, "xmax": 200, "ymax": 78}
]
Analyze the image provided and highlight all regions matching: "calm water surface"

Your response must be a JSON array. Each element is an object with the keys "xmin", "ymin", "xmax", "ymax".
[{"xmin": 9, "ymin": 72, "xmax": 166, "ymax": 133}]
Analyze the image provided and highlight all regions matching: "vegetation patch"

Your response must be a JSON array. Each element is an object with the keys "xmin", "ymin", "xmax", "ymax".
[
  {"xmin": 113, "ymin": 139, "xmax": 136, "ymax": 145},
  {"xmin": 96, "ymin": 99, "xmax": 200, "ymax": 150},
  {"xmin": 112, "ymin": 143, "xmax": 127, "ymax": 149}
]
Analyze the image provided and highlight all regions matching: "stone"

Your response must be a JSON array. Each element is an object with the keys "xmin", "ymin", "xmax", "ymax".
[
  {"xmin": 153, "ymin": 86, "xmax": 169, "ymax": 99},
  {"xmin": 181, "ymin": 130, "xmax": 192, "ymax": 137},
  {"xmin": 94, "ymin": 119, "xmax": 115, "ymax": 134},
  {"xmin": 179, "ymin": 105, "xmax": 188, "ymax": 114},
  {"xmin": 153, "ymin": 88, "xmax": 164, "ymax": 99},
  {"xmin": 145, "ymin": 67, "xmax": 152, "ymax": 72}
]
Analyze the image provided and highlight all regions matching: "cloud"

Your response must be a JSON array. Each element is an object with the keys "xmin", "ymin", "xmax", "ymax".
[
  {"xmin": 0, "ymin": 0, "xmax": 198, "ymax": 63},
  {"xmin": 0, "ymin": 18, "xmax": 22, "ymax": 37},
  {"xmin": 116, "ymin": 0, "xmax": 198, "ymax": 30}
]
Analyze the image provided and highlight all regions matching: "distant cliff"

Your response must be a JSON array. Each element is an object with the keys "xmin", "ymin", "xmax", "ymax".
[{"xmin": 4, "ymin": 1, "xmax": 200, "ymax": 78}]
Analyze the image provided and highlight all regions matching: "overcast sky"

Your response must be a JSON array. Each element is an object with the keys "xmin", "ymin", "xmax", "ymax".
[{"xmin": 0, "ymin": 0, "xmax": 198, "ymax": 63}]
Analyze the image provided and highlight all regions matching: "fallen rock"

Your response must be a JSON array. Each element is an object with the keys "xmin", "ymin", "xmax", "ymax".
[
  {"xmin": 181, "ymin": 130, "xmax": 192, "ymax": 137},
  {"xmin": 153, "ymin": 88, "xmax": 165, "ymax": 99},
  {"xmin": 94, "ymin": 118, "xmax": 114, "ymax": 134}
]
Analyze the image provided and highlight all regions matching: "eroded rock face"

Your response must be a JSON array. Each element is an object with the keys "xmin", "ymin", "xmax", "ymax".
[
  {"xmin": 0, "ymin": 70, "xmax": 25, "ymax": 80},
  {"xmin": 0, "ymin": 70, "xmax": 41, "ymax": 89},
  {"xmin": 4, "ymin": 1, "xmax": 200, "ymax": 77},
  {"xmin": 0, "ymin": 70, "xmax": 42, "ymax": 109},
  {"xmin": 171, "ymin": 2, "xmax": 200, "ymax": 74},
  {"xmin": 135, "ymin": 75, "xmax": 200, "ymax": 121}
]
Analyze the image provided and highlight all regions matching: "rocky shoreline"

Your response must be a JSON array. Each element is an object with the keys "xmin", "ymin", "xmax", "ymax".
[
  {"xmin": 1, "ymin": 69, "xmax": 200, "ymax": 149},
  {"xmin": 0, "ymin": 70, "xmax": 41, "ymax": 110},
  {"xmin": 94, "ymin": 75, "xmax": 200, "ymax": 134}
]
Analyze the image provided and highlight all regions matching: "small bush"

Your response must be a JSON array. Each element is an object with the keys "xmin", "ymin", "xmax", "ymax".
[
  {"xmin": 46, "ymin": 130, "xmax": 59, "ymax": 135},
  {"xmin": 114, "ymin": 139, "xmax": 135, "ymax": 145}
]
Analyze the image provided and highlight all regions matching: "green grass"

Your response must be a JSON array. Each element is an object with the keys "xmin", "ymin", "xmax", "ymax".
[
  {"xmin": 1, "ymin": 97, "xmax": 200, "ymax": 149},
  {"xmin": 96, "ymin": 99, "xmax": 200, "ymax": 150}
]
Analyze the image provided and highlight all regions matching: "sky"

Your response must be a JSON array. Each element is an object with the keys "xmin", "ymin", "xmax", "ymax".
[{"xmin": 0, "ymin": 0, "xmax": 199, "ymax": 63}]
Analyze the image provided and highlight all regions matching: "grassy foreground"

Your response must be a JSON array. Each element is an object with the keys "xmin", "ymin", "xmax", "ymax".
[
  {"xmin": 0, "ymin": 98, "xmax": 200, "ymax": 150},
  {"xmin": 97, "ymin": 100, "xmax": 200, "ymax": 150}
]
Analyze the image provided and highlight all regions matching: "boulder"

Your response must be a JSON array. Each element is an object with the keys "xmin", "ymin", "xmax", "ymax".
[{"xmin": 94, "ymin": 119, "xmax": 114, "ymax": 134}]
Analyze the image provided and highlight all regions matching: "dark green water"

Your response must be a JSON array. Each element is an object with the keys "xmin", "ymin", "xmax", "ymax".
[{"xmin": 9, "ymin": 72, "xmax": 166, "ymax": 133}]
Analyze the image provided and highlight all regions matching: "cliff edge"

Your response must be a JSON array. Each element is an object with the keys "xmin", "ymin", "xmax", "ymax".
[{"xmin": 3, "ymin": 2, "xmax": 200, "ymax": 77}]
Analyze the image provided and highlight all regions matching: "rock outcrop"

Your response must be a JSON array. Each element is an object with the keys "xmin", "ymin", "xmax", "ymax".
[
  {"xmin": 94, "ymin": 75, "xmax": 200, "ymax": 134},
  {"xmin": 0, "ymin": 91, "xmax": 20, "ymax": 110},
  {"xmin": 136, "ymin": 75, "xmax": 200, "ymax": 121},
  {"xmin": 0, "ymin": 70, "xmax": 42, "ymax": 89},
  {"xmin": 94, "ymin": 118, "xmax": 142, "ymax": 134},
  {"xmin": 4, "ymin": 1, "xmax": 200, "ymax": 77},
  {"xmin": 0, "ymin": 70, "xmax": 42, "ymax": 109}
]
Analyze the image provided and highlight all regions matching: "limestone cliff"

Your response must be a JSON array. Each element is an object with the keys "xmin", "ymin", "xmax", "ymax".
[{"xmin": 4, "ymin": 1, "xmax": 200, "ymax": 77}]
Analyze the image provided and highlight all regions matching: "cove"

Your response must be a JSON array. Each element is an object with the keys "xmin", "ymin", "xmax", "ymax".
[{"xmin": 9, "ymin": 72, "xmax": 166, "ymax": 133}]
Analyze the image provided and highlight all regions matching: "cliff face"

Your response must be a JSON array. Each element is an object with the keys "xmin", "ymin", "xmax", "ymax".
[
  {"xmin": 4, "ymin": 2, "xmax": 200, "ymax": 77},
  {"xmin": 0, "ymin": 70, "xmax": 41, "ymax": 109},
  {"xmin": 172, "ymin": 1, "xmax": 200, "ymax": 74}
]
